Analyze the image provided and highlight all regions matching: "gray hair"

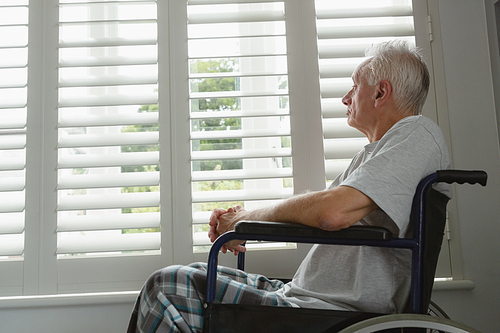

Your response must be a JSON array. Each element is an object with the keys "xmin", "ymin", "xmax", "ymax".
[{"xmin": 355, "ymin": 40, "xmax": 430, "ymax": 115}]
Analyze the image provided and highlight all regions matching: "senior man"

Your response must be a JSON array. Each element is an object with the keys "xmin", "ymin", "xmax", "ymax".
[{"xmin": 128, "ymin": 40, "xmax": 451, "ymax": 333}]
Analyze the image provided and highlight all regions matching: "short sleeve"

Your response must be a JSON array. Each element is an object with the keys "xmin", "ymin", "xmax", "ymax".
[{"xmin": 340, "ymin": 119, "xmax": 450, "ymax": 234}]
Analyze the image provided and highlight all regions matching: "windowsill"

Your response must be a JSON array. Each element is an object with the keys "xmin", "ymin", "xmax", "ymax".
[
  {"xmin": 0, "ymin": 279, "xmax": 475, "ymax": 309},
  {"xmin": 0, "ymin": 290, "xmax": 140, "ymax": 309}
]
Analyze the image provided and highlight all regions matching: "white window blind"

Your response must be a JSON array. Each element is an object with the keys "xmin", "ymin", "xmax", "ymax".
[
  {"xmin": 315, "ymin": 0, "xmax": 416, "ymax": 183},
  {"xmin": 187, "ymin": 1, "xmax": 294, "ymax": 251},
  {"xmin": 0, "ymin": 0, "xmax": 456, "ymax": 297},
  {"xmin": 57, "ymin": 0, "xmax": 160, "ymax": 256},
  {"xmin": 0, "ymin": 1, "xmax": 28, "ymax": 260}
]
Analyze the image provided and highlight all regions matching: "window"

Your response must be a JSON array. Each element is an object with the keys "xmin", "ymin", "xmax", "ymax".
[{"xmin": 0, "ymin": 0, "xmax": 453, "ymax": 297}]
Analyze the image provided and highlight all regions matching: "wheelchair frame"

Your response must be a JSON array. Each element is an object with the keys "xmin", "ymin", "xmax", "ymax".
[{"xmin": 203, "ymin": 170, "xmax": 487, "ymax": 332}]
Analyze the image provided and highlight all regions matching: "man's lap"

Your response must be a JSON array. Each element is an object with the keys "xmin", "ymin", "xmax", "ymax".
[{"xmin": 128, "ymin": 262, "xmax": 293, "ymax": 333}]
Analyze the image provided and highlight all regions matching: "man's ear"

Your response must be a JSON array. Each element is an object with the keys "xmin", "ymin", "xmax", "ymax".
[{"xmin": 374, "ymin": 80, "xmax": 392, "ymax": 108}]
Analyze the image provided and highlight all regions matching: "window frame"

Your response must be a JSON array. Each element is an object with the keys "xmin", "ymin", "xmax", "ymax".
[{"xmin": 0, "ymin": 0, "xmax": 466, "ymax": 300}]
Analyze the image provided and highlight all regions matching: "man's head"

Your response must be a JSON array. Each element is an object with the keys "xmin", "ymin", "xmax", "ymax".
[
  {"xmin": 356, "ymin": 40, "xmax": 430, "ymax": 116},
  {"xmin": 342, "ymin": 40, "xmax": 430, "ymax": 142}
]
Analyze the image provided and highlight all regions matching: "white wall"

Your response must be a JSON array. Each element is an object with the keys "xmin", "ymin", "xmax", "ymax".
[
  {"xmin": 431, "ymin": 1, "xmax": 500, "ymax": 333},
  {"xmin": 0, "ymin": 302, "xmax": 133, "ymax": 333},
  {"xmin": 1, "ymin": 1, "xmax": 500, "ymax": 332}
]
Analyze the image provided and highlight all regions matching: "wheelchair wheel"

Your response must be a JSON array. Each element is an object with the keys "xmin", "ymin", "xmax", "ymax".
[
  {"xmin": 337, "ymin": 314, "xmax": 482, "ymax": 333},
  {"xmin": 428, "ymin": 300, "xmax": 450, "ymax": 319}
]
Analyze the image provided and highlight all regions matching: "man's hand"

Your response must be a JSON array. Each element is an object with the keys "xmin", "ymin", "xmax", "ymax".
[{"xmin": 208, "ymin": 205, "xmax": 247, "ymax": 255}]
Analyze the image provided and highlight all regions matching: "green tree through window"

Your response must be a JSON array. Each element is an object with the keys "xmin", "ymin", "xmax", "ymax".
[{"xmin": 123, "ymin": 59, "xmax": 244, "ymax": 234}]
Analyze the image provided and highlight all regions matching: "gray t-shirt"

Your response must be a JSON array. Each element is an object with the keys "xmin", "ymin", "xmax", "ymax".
[{"xmin": 276, "ymin": 116, "xmax": 451, "ymax": 314}]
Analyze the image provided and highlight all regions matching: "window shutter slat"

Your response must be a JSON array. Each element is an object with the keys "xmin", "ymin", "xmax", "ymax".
[
  {"xmin": 0, "ymin": 115, "xmax": 26, "ymax": 130},
  {"xmin": 58, "ymin": 92, "xmax": 158, "ymax": 108},
  {"xmin": 324, "ymin": 160, "xmax": 353, "ymax": 183},
  {"xmin": 317, "ymin": 24, "xmax": 414, "ymax": 40},
  {"xmin": 0, "ymin": 234, "xmax": 24, "ymax": 257},
  {"xmin": 59, "ymin": 112, "xmax": 158, "ymax": 128},
  {"xmin": 318, "ymin": 44, "xmax": 368, "ymax": 59},
  {"xmin": 0, "ymin": 100, "xmax": 26, "ymax": 109},
  {"xmin": 0, "ymin": 134, "xmax": 26, "ymax": 150},
  {"xmin": 320, "ymin": 80, "xmax": 356, "ymax": 99},
  {"xmin": 192, "ymin": 211, "xmax": 212, "ymax": 225},
  {"xmin": 188, "ymin": 0, "xmax": 278, "ymax": 5},
  {"xmin": 191, "ymin": 148, "xmax": 291, "ymax": 161},
  {"xmin": 316, "ymin": 6, "xmax": 413, "ymax": 20},
  {"xmin": 321, "ymin": 100, "xmax": 350, "ymax": 118},
  {"xmin": 59, "ymin": 18, "xmax": 157, "ymax": 25},
  {"xmin": 58, "ymin": 132, "xmax": 159, "ymax": 148},
  {"xmin": 0, "ymin": 156, "xmax": 25, "ymax": 171},
  {"xmin": 0, "ymin": 194, "xmax": 25, "ymax": 213},
  {"xmin": 0, "ymin": 177, "xmax": 25, "ymax": 192},
  {"xmin": 57, "ymin": 232, "xmax": 160, "ymax": 255},
  {"xmin": 192, "ymin": 188, "xmax": 293, "ymax": 204},
  {"xmin": 190, "ymin": 70, "xmax": 288, "ymax": 79},
  {"xmin": 0, "ymin": 213, "xmax": 24, "ymax": 234},
  {"xmin": 58, "ymin": 172, "xmax": 159, "ymax": 190},
  {"xmin": 322, "ymin": 119, "xmax": 365, "ymax": 139},
  {"xmin": 323, "ymin": 139, "xmax": 368, "ymax": 160},
  {"xmin": 59, "ymin": 55, "xmax": 157, "ymax": 68},
  {"xmin": 189, "ymin": 10, "xmax": 283, "ymax": 24},
  {"xmin": 58, "ymin": 151, "xmax": 159, "ymax": 169},
  {"xmin": 188, "ymin": 36, "xmax": 286, "ymax": 58},
  {"xmin": 319, "ymin": 63, "xmax": 360, "ymax": 79},
  {"xmin": 58, "ymin": 212, "xmax": 160, "ymax": 232},
  {"xmin": 59, "ymin": 37, "xmax": 157, "ymax": 48},
  {"xmin": 191, "ymin": 128, "xmax": 289, "ymax": 141},
  {"xmin": 59, "ymin": 75, "xmax": 158, "ymax": 88},
  {"xmin": 191, "ymin": 108, "xmax": 288, "ymax": 119},
  {"xmin": 190, "ymin": 89, "xmax": 287, "ymax": 100},
  {"xmin": 0, "ymin": 82, "xmax": 26, "ymax": 89},
  {"xmin": 58, "ymin": 192, "xmax": 160, "ymax": 211},
  {"xmin": 192, "ymin": 168, "xmax": 292, "ymax": 182}
]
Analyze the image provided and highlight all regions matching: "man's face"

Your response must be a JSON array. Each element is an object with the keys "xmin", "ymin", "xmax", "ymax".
[{"xmin": 341, "ymin": 66, "xmax": 378, "ymax": 135}]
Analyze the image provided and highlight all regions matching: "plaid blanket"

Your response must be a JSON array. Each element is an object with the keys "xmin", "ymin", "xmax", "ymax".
[{"xmin": 127, "ymin": 262, "xmax": 293, "ymax": 333}]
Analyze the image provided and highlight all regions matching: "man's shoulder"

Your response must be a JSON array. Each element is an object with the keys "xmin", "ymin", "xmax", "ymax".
[
  {"xmin": 396, "ymin": 115, "xmax": 441, "ymax": 131},
  {"xmin": 386, "ymin": 116, "xmax": 445, "ymax": 141},
  {"xmin": 375, "ymin": 115, "xmax": 450, "ymax": 165}
]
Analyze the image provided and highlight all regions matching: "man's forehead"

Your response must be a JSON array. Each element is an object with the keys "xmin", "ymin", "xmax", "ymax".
[
  {"xmin": 352, "ymin": 59, "xmax": 371, "ymax": 83},
  {"xmin": 351, "ymin": 67, "xmax": 363, "ymax": 83}
]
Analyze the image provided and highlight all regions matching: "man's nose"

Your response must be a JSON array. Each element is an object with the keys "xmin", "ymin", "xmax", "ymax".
[{"xmin": 342, "ymin": 91, "xmax": 351, "ymax": 106}]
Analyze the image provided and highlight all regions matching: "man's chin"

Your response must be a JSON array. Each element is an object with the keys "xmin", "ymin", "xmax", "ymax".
[{"xmin": 346, "ymin": 117, "xmax": 355, "ymax": 128}]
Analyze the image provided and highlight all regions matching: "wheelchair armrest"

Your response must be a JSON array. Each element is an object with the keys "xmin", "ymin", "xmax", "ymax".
[
  {"xmin": 235, "ymin": 221, "xmax": 392, "ymax": 241},
  {"xmin": 206, "ymin": 222, "xmax": 394, "ymax": 304}
]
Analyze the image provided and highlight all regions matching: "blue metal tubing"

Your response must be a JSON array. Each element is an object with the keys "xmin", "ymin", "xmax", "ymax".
[
  {"xmin": 206, "ymin": 231, "xmax": 419, "ymax": 305},
  {"xmin": 205, "ymin": 172, "xmax": 439, "ymax": 313},
  {"xmin": 409, "ymin": 172, "xmax": 439, "ymax": 314}
]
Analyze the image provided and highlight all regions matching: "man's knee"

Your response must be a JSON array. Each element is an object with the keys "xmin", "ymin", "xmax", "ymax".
[
  {"xmin": 187, "ymin": 262, "xmax": 208, "ymax": 271},
  {"xmin": 143, "ymin": 263, "xmax": 208, "ymax": 294}
]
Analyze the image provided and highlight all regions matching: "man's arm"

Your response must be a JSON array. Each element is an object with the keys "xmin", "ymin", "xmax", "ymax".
[{"xmin": 208, "ymin": 185, "xmax": 378, "ymax": 253}]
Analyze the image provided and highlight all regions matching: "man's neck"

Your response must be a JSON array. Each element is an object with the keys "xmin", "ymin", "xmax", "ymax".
[{"xmin": 366, "ymin": 112, "xmax": 412, "ymax": 143}]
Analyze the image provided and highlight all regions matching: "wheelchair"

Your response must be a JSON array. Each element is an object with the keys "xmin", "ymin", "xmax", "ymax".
[{"xmin": 203, "ymin": 170, "xmax": 487, "ymax": 333}]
